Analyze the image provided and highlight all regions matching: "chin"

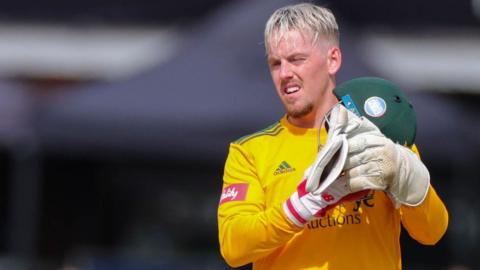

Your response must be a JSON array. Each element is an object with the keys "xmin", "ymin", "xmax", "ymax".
[{"xmin": 286, "ymin": 105, "xmax": 313, "ymax": 119}]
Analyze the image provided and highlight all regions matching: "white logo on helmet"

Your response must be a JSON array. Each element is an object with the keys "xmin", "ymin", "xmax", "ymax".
[{"xmin": 364, "ymin": 96, "xmax": 387, "ymax": 117}]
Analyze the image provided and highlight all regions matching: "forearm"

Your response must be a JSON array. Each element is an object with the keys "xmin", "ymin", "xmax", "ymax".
[
  {"xmin": 400, "ymin": 185, "xmax": 449, "ymax": 245},
  {"xmin": 218, "ymin": 203, "xmax": 301, "ymax": 267}
]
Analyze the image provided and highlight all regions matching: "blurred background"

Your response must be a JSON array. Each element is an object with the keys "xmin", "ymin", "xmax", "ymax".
[{"xmin": 0, "ymin": 0, "xmax": 478, "ymax": 269}]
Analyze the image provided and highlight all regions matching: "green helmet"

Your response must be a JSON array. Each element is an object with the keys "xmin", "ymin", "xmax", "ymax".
[{"xmin": 333, "ymin": 77, "xmax": 417, "ymax": 146}]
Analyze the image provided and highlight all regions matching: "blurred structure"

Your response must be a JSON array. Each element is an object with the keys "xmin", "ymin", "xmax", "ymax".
[{"xmin": 0, "ymin": 0, "xmax": 478, "ymax": 269}]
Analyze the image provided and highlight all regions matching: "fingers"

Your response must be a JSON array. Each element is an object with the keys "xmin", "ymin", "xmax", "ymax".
[
  {"xmin": 344, "ymin": 147, "xmax": 383, "ymax": 170},
  {"xmin": 345, "ymin": 162, "xmax": 382, "ymax": 179},
  {"xmin": 326, "ymin": 104, "xmax": 350, "ymax": 135},
  {"xmin": 327, "ymin": 104, "xmax": 366, "ymax": 135},
  {"xmin": 342, "ymin": 139, "xmax": 397, "ymax": 193},
  {"xmin": 334, "ymin": 104, "xmax": 350, "ymax": 130},
  {"xmin": 347, "ymin": 134, "xmax": 387, "ymax": 155},
  {"xmin": 341, "ymin": 162, "xmax": 387, "ymax": 192},
  {"xmin": 344, "ymin": 116, "xmax": 380, "ymax": 136},
  {"xmin": 327, "ymin": 104, "xmax": 384, "ymax": 146},
  {"xmin": 347, "ymin": 174, "xmax": 387, "ymax": 192}
]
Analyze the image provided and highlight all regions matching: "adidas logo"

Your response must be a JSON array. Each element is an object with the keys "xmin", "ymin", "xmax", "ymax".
[{"xmin": 274, "ymin": 161, "xmax": 296, "ymax": 176}]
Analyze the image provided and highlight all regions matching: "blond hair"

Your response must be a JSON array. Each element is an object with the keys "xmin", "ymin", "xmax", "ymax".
[{"xmin": 264, "ymin": 3, "xmax": 339, "ymax": 53}]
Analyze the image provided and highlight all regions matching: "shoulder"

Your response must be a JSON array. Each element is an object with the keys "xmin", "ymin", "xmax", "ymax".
[
  {"xmin": 410, "ymin": 143, "xmax": 422, "ymax": 158},
  {"xmin": 232, "ymin": 121, "xmax": 284, "ymax": 146},
  {"xmin": 225, "ymin": 120, "xmax": 285, "ymax": 172}
]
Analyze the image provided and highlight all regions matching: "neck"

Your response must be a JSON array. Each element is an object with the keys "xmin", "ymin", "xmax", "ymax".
[{"xmin": 287, "ymin": 93, "xmax": 338, "ymax": 129}]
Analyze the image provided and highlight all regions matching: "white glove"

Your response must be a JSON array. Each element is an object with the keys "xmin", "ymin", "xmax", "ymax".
[
  {"xmin": 283, "ymin": 106, "xmax": 369, "ymax": 227},
  {"xmin": 284, "ymin": 175, "xmax": 370, "ymax": 227},
  {"xmin": 306, "ymin": 104, "xmax": 391, "ymax": 194},
  {"xmin": 332, "ymin": 104, "xmax": 430, "ymax": 208},
  {"xmin": 388, "ymin": 144, "xmax": 430, "ymax": 207},
  {"xmin": 283, "ymin": 104, "xmax": 430, "ymax": 227}
]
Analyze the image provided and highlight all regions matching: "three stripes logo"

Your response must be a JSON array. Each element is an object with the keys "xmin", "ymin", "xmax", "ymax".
[{"xmin": 274, "ymin": 161, "xmax": 296, "ymax": 176}]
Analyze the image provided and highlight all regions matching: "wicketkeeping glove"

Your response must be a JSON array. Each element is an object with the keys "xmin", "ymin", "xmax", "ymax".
[
  {"xmin": 283, "ymin": 105, "xmax": 370, "ymax": 227},
  {"xmin": 283, "ymin": 104, "xmax": 431, "ymax": 227},
  {"xmin": 332, "ymin": 104, "xmax": 430, "ymax": 208}
]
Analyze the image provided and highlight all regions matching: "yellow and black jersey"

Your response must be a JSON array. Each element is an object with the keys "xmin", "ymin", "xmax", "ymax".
[{"xmin": 217, "ymin": 115, "xmax": 448, "ymax": 270}]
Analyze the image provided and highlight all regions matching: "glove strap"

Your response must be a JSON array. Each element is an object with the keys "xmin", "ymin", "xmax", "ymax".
[
  {"xmin": 283, "ymin": 196, "xmax": 308, "ymax": 227},
  {"xmin": 283, "ymin": 181, "xmax": 311, "ymax": 227}
]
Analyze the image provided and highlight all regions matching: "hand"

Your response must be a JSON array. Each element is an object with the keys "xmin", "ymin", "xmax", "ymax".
[
  {"xmin": 332, "ymin": 104, "xmax": 430, "ymax": 208},
  {"xmin": 344, "ymin": 135, "xmax": 430, "ymax": 208},
  {"xmin": 284, "ymin": 171, "xmax": 370, "ymax": 227},
  {"xmin": 283, "ymin": 107, "xmax": 369, "ymax": 227}
]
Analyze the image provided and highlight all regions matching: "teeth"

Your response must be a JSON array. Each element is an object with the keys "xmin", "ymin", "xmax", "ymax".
[{"xmin": 286, "ymin": 86, "xmax": 299, "ymax": 94}]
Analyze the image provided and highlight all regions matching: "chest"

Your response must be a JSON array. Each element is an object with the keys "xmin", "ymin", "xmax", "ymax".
[
  {"xmin": 255, "ymin": 137, "xmax": 397, "ymax": 228},
  {"xmin": 257, "ymin": 137, "xmax": 318, "ymax": 206}
]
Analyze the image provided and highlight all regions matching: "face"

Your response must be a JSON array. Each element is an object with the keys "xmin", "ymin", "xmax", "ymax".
[{"xmin": 267, "ymin": 30, "xmax": 341, "ymax": 120}]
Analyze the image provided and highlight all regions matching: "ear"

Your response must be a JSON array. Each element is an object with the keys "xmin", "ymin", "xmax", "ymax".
[{"xmin": 327, "ymin": 47, "xmax": 342, "ymax": 75}]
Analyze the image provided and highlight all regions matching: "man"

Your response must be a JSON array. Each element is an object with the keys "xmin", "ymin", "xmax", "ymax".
[{"xmin": 217, "ymin": 3, "xmax": 448, "ymax": 270}]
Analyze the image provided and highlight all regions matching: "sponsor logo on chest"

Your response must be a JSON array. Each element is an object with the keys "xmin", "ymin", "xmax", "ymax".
[
  {"xmin": 307, "ymin": 192, "xmax": 377, "ymax": 230},
  {"xmin": 273, "ymin": 161, "xmax": 296, "ymax": 176}
]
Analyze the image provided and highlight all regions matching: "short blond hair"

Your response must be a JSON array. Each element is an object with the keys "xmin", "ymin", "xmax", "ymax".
[{"xmin": 264, "ymin": 3, "xmax": 339, "ymax": 53}]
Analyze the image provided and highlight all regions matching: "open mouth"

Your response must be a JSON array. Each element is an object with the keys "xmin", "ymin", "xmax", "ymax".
[{"xmin": 285, "ymin": 85, "xmax": 300, "ymax": 95}]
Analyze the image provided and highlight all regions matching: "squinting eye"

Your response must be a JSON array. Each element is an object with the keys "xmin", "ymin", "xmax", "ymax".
[
  {"xmin": 269, "ymin": 61, "xmax": 280, "ymax": 68},
  {"xmin": 292, "ymin": 58, "xmax": 305, "ymax": 63}
]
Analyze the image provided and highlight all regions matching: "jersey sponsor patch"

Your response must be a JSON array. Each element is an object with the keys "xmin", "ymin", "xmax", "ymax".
[{"xmin": 219, "ymin": 183, "xmax": 248, "ymax": 205}]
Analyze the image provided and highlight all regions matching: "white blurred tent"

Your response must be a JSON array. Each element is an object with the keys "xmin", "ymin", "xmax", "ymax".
[
  {"xmin": 33, "ymin": 0, "xmax": 375, "ymax": 160},
  {"xmin": 35, "ymin": 0, "xmax": 293, "ymax": 160}
]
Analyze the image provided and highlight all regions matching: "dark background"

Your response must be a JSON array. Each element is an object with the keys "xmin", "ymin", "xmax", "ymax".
[{"xmin": 0, "ymin": 0, "xmax": 478, "ymax": 269}]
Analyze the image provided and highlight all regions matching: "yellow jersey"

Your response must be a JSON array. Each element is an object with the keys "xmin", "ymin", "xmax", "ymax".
[{"xmin": 217, "ymin": 116, "xmax": 448, "ymax": 270}]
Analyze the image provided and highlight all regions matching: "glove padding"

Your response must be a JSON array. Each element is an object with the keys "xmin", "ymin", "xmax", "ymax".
[
  {"xmin": 283, "ymin": 104, "xmax": 430, "ymax": 227},
  {"xmin": 305, "ymin": 104, "xmax": 387, "ymax": 194},
  {"xmin": 283, "ymin": 169, "xmax": 369, "ymax": 227},
  {"xmin": 330, "ymin": 104, "xmax": 430, "ymax": 208},
  {"xmin": 283, "ymin": 106, "xmax": 369, "ymax": 227}
]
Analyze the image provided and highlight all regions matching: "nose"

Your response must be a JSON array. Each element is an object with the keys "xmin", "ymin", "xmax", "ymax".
[{"xmin": 279, "ymin": 61, "xmax": 293, "ymax": 80}]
